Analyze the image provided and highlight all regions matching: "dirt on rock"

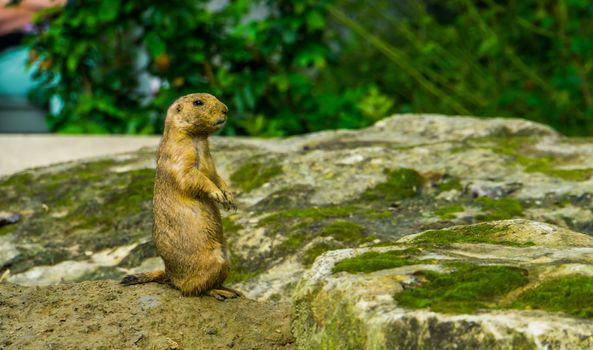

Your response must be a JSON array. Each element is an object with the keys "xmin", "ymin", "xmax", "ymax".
[{"xmin": 0, "ymin": 281, "xmax": 294, "ymax": 350}]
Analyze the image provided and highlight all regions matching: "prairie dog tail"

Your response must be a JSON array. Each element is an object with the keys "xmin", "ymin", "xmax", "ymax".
[{"xmin": 120, "ymin": 270, "xmax": 168, "ymax": 285}]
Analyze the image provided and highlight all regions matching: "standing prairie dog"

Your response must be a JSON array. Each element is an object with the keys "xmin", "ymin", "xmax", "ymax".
[{"xmin": 121, "ymin": 93, "xmax": 241, "ymax": 300}]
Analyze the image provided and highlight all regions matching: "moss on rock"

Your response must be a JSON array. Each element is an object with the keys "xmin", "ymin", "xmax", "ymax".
[
  {"xmin": 411, "ymin": 223, "xmax": 535, "ymax": 247},
  {"xmin": 395, "ymin": 264, "xmax": 529, "ymax": 314},
  {"xmin": 301, "ymin": 221, "xmax": 375, "ymax": 266},
  {"xmin": 258, "ymin": 206, "xmax": 357, "ymax": 228},
  {"xmin": 222, "ymin": 216, "xmax": 243, "ymax": 236},
  {"xmin": 437, "ymin": 178, "xmax": 463, "ymax": 192},
  {"xmin": 475, "ymin": 197, "xmax": 524, "ymax": 221},
  {"xmin": 319, "ymin": 220, "xmax": 366, "ymax": 242},
  {"xmin": 0, "ymin": 159, "xmax": 155, "ymax": 273},
  {"xmin": 513, "ymin": 276, "xmax": 593, "ymax": 318},
  {"xmin": 230, "ymin": 160, "xmax": 282, "ymax": 192},
  {"xmin": 473, "ymin": 135, "xmax": 593, "ymax": 182},
  {"xmin": 435, "ymin": 204, "xmax": 464, "ymax": 220},
  {"xmin": 332, "ymin": 248, "xmax": 421, "ymax": 274},
  {"xmin": 362, "ymin": 168, "xmax": 424, "ymax": 201}
]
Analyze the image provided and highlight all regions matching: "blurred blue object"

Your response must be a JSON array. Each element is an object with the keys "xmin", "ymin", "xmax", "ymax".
[
  {"xmin": 0, "ymin": 46, "xmax": 48, "ymax": 133},
  {"xmin": 0, "ymin": 46, "xmax": 36, "ymax": 96}
]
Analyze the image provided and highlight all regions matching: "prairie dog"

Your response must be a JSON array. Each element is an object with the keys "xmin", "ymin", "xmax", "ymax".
[{"xmin": 121, "ymin": 93, "xmax": 241, "ymax": 300}]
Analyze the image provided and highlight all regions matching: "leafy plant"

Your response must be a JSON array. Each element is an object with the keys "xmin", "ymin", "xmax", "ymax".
[
  {"xmin": 330, "ymin": 0, "xmax": 593, "ymax": 136},
  {"xmin": 26, "ymin": 0, "xmax": 390, "ymax": 135},
  {"xmin": 25, "ymin": 0, "xmax": 593, "ymax": 136}
]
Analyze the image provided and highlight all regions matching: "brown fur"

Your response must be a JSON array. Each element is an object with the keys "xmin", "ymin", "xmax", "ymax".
[{"xmin": 121, "ymin": 93, "xmax": 241, "ymax": 300}]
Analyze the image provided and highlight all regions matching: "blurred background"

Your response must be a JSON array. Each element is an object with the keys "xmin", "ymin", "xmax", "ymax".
[{"xmin": 0, "ymin": 0, "xmax": 592, "ymax": 136}]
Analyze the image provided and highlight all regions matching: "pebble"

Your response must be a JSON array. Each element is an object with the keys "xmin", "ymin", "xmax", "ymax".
[{"xmin": 0, "ymin": 211, "xmax": 21, "ymax": 227}]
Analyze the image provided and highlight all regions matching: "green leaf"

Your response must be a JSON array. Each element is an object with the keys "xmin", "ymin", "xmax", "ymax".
[
  {"xmin": 99, "ymin": 1, "xmax": 120, "ymax": 22},
  {"xmin": 305, "ymin": 10, "xmax": 325, "ymax": 31}
]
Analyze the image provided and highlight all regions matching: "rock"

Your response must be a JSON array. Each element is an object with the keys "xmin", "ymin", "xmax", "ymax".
[
  {"xmin": 0, "ymin": 211, "xmax": 20, "ymax": 227},
  {"xmin": 292, "ymin": 220, "xmax": 593, "ymax": 349},
  {"xmin": 0, "ymin": 280, "xmax": 293, "ymax": 349},
  {"xmin": 0, "ymin": 114, "xmax": 592, "ymax": 302}
]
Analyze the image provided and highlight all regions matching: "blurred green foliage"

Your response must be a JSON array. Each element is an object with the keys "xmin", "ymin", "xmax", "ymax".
[
  {"xmin": 26, "ymin": 0, "xmax": 593, "ymax": 136},
  {"xmin": 331, "ymin": 0, "xmax": 593, "ymax": 136}
]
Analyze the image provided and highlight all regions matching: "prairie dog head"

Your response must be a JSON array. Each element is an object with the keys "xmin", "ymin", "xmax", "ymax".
[{"xmin": 166, "ymin": 93, "xmax": 229, "ymax": 135}]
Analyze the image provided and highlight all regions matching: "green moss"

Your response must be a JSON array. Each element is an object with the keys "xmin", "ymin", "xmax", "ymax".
[
  {"xmin": 303, "ymin": 242, "xmax": 335, "ymax": 266},
  {"xmin": 438, "ymin": 178, "xmax": 463, "ymax": 192},
  {"xmin": 413, "ymin": 223, "xmax": 535, "ymax": 247},
  {"xmin": 226, "ymin": 248, "xmax": 264, "ymax": 284},
  {"xmin": 435, "ymin": 204, "xmax": 464, "ymax": 220},
  {"xmin": 300, "ymin": 221, "xmax": 374, "ymax": 266},
  {"xmin": 395, "ymin": 264, "xmax": 529, "ymax": 314},
  {"xmin": 230, "ymin": 161, "xmax": 282, "ymax": 192},
  {"xmin": 513, "ymin": 276, "xmax": 593, "ymax": 318},
  {"xmin": 319, "ymin": 220, "xmax": 366, "ymax": 242},
  {"xmin": 470, "ymin": 136, "xmax": 530, "ymax": 156},
  {"xmin": 332, "ymin": 248, "xmax": 421, "ymax": 274},
  {"xmin": 0, "ymin": 173, "xmax": 34, "ymax": 195},
  {"xmin": 258, "ymin": 206, "xmax": 357, "ymax": 227},
  {"xmin": 475, "ymin": 197, "xmax": 524, "ymax": 221},
  {"xmin": 475, "ymin": 136, "xmax": 593, "ymax": 182},
  {"xmin": 102, "ymin": 168, "xmax": 154, "ymax": 213},
  {"xmin": 284, "ymin": 233, "xmax": 308, "ymax": 249},
  {"xmin": 226, "ymin": 269, "xmax": 260, "ymax": 284},
  {"xmin": 518, "ymin": 155, "xmax": 593, "ymax": 181},
  {"xmin": 317, "ymin": 298, "xmax": 369, "ymax": 349},
  {"xmin": 222, "ymin": 217, "xmax": 243, "ymax": 235},
  {"xmin": 364, "ymin": 209, "xmax": 393, "ymax": 219},
  {"xmin": 274, "ymin": 219, "xmax": 374, "ymax": 266},
  {"xmin": 362, "ymin": 168, "xmax": 424, "ymax": 201},
  {"xmin": 0, "ymin": 225, "xmax": 13, "ymax": 236},
  {"xmin": 67, "ymin": 168, "xmax": 154, "ymax": 229}
]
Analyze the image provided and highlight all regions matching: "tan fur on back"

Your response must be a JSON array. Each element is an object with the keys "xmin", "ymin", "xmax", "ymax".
[{"xmin": 151, "ymin": 93, "xmax": 237, "ymax": 297}]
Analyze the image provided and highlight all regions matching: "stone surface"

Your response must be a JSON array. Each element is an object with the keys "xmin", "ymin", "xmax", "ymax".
[
  {"xmin": 0, "ymin": 281, "xmax": 293, "ymax": 349},
  {"xmin": 292, "ymin": 220, "xmax": 593, "ymax": 349},
  {"xmin": 1, "ymin": 115, "xmax": 593, "ymax": 300},
  {"xmin": 1, "ymin": 114, "xmax": 593, "ymax": 348}
]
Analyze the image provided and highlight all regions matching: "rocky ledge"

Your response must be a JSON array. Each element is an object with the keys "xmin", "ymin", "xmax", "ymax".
[
  {"xmin": 293, "ymin": 219, "xmax": 593, "ymax": 349},
  {"xmin": 1, "ymin": 114, "xmax": 592, "ymax": 349}
]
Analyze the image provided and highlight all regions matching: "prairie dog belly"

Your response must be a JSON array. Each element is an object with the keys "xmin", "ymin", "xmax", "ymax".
[{"xmin": 154, "ymin": 194, "xmax": 222, "ymax": 255}]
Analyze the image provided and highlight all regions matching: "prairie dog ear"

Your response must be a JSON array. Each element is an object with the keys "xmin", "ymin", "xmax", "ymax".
[{"xmin": 176, "ymin": 103, "xmax": 183, "ymax": 113}]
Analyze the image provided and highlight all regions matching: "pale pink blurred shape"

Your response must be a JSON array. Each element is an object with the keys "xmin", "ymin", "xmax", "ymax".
[{"xmin": 0, "ymin": 0, "xmax": 66, "ymax": 35}]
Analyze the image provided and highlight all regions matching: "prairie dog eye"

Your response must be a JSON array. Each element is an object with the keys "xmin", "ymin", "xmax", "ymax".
[{"xmin": 193, "ymin": 99, "xmax": 204, "ymax": 107}]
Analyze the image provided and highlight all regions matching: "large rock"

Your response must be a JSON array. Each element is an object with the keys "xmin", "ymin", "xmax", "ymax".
[
  {"xmin": 1, "ymin": 114, "xmax": 592, "ymax": 302},
  {"xmin": 292, "ymin": 220, "xmax": 593, "ymax": 349},
  {"xmin": 0, "ymin": 281, "xmax": 293, "ymax": 349},
  {"xmin": 1, "ymin": 114, "xmax": 593, "ymax": 348}
]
